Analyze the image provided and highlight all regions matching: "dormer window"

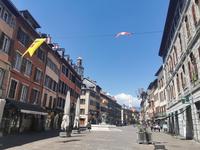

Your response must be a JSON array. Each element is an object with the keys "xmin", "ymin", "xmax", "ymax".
[
  {"xmin": 3, "ymin": 10, "xmax": 8, "ymax": 22},
  {"xmin": 19, "ymin": 10, "xmax": 41, "ymax": 30}
]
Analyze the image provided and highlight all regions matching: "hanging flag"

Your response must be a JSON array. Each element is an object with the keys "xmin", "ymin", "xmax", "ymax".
[
  {"xmin": 115, "ymin": 32, "xmax": 133, "ymax": 38},
  {"xmin": 22, "ymin": 38, "xmax": 46, "ymax": 57}
]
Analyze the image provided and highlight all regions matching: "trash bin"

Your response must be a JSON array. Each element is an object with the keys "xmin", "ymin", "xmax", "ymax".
[
  {"xmin": 137, "ymin": 131, "xmax": 146, "ymax": 144},
  {"xmin": 137, "ymin": 131, "xmax": 152, "ymax": 144},
  {"xmin": 145, "ymin": 132, "xmax": 152, "ymax": 144}
]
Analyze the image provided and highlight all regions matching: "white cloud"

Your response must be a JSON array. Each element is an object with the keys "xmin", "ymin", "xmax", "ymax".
[{"xmin": 114, "ymin": 93, "xmax": 140, "ymax": 108}]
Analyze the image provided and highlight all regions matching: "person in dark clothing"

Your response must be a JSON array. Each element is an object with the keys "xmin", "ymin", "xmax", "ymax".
[{"xmin": 87, "ymin": 121, "xmax": 91, "ymax": 132}]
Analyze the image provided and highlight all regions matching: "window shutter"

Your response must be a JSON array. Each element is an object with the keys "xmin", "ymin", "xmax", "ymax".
[
  {"xmin": 34, "ymin": 68, "xmax": 37, "ymax": 81},
  {"xmin": 8, "ymin": 39, "xmax": 13, "ymax": 55},
  {"xmin": 25, "ymin": 86, "xmax": 29, "ymax": 103},
  {"xmin": 0, "ymin": 32, "xmax": 4, "ymax": 50},
  {"xmin": 188, "ymin": 62, "xmax": 192, "ymax": 81},
  {"xmin": 21, "ymin": 58, "xmax": 26, "ymax": 73},
  {"xmin": 29, "ymin": 63, "xmax": 33, "ymax": 77},
  {"xmin": 29, "ymin": 89, "xmax": 34, "ymax": 103},
  {"xmin": 11, "ymin": 51, "xmax": 16, "ymax": 68},
  {"xmin": 17, "ymin": 83, "xmax": 23, "ymax": 101},
  {"xmin": 17, "ymin": 28, "xmax": 21, "ymax": 41}
]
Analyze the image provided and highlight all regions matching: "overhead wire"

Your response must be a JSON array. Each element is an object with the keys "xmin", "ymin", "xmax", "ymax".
[{"xmin": 51, "ymin": 30, "xmax": 163, "ymax": 39}]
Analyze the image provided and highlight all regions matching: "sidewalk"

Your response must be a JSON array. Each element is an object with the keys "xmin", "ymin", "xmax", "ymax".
[
  {"xmin": 152, "ymin": 131, "xmax": 200, "ymax": 150},
  {"xmin": 0, "ymin": 130, "xmax": 59, "ymax": 149}
]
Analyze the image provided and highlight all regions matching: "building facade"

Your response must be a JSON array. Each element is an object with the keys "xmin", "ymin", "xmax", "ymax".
[
  {"xmin": 0, "ymin": 0, "xmax": 82, "ymax": 135},
  {"xmin": 0, "ymin": 0, "xmax": 17, "ymax": 99},
  {"xmin": 159, "ymin": 0, "xmax": 200, "ymax": 142},
  {"xmin": 80, "ymin": 78, "xmax": 101, "ymax": 126},
  {"xmin": 154, "ymin": 66, "xmax": 167, "ymax": 127}
]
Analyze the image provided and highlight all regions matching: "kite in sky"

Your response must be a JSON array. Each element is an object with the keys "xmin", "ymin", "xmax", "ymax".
[{"xmin": 115, "ymin": 32, "xmax": 133, "ymax": 38}]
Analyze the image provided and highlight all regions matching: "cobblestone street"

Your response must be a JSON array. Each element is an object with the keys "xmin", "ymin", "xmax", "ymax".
[{"xmin": 0, "ymin": 126, "xmax": 200, "ymax": 150}]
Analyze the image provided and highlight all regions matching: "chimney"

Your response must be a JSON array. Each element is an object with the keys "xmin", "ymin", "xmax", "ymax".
[{"xmin": 46, "ymin": 34, "xmax": 52, "ymax": 44}]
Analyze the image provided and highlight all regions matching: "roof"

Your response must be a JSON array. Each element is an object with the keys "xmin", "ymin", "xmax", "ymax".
[
  {"xmin": 155, "ymin": 66, "xmax": 163, "ymax": 76},
  {"xmin": 19, "ymin": 10, "xmax": 41, "ymax": 29},
  {"xmin": 158, "ymin": 0, "xmax": 178, "ymax": 57},
  {"xmin": 2, "ymin": 0, "xmax": 20, "ymax": 16},
  {"xmin": 61, "ymin": 57, "xmax": 81, "ymax": 81},
  {"xmin": 147, "ymin": 79, "xmax": 158, "ymax": 90}
]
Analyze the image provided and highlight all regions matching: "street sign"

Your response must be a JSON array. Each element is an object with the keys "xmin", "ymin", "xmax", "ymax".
[{"xmin": 181, "ymin": 96, "xmax": 190, "ymax": 104}]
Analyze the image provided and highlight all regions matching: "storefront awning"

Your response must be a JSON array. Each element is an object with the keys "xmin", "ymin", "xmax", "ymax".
[{"xmin": 5, "ymin": 99, "xmax": 48, "ymax": 116}]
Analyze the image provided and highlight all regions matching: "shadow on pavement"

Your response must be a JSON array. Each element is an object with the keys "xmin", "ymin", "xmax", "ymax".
[
  {"xmin": 72, "ymin": 134, "xmax": 86, "ymax": 138},
  {"xmin": 58, "ymin": 139, "xmax": 81, "ymax": 143},
  {"xmin": 153, "ymin": 141, "xmax": 168, "ymax": 144},
  {"xmin": 0, "ymin": 130, "xmax": 59, "ymax": 149}
]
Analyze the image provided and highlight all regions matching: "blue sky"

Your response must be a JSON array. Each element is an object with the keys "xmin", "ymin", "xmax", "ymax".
[{"xmin": 12, "ymin": 0, "xmax": 169, "ymax": 107}]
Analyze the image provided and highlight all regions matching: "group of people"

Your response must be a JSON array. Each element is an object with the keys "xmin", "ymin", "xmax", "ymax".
[{"xmin": 150, "ymin": 123, "xmax": 168, "ymax": 132}]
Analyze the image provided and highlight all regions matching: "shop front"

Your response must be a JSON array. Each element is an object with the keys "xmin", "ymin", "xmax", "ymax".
[{"xmin": 0, "ymin": 99, "xmax": 47, "ymax": 136}]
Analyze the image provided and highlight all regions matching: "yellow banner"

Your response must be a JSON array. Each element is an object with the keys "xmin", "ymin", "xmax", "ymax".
[{"xmin": 22, "ymin": 38, "xmax": 46, "ymax": 57}]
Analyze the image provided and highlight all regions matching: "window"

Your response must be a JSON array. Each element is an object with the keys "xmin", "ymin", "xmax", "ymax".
[
  {"xmin": 178, "ymin": 34, "xmax": 183, "ymax": 52},
  {"xmin": 195, "ymin": 0, "xmax": 200, "ymax": 16},
  {"xmin": 43, "ymin": 93, "xmax": 47, "ymax": 107},
  {"xmin": 71, "ymin": 75, "xmax": 76, "ymax": 83},
  {"xmin": 81, "ymin": 90, "xmax": 86, "ymax": 95},
  {"xmin": 80, "ymin": 109, "xmax": 85, "ymax": 115},
  {"xmin": 37, "ymin": 49, "xmax": 46, "ymax": 62},
  {"xmin": 25, "ymin": 59, "xmax": 32, "ymax": 76},
  {"xmin": 3, "ymin": 10, "xmax": 8, "ymax": 23},
  {"xmin": 62, "ymin": 65, "xmax": 68, "ymax": 77},
  {"xmin": 44, "ymin": 75, "xmax": 50, "ymax": 88},
  {"xmin": 52, "ymin": 81, "xmax": 58, "ymax": 92},
  {"xmin": 53, "ymin": 98, "xmax": 56, "ymax": 109},
  {"xmin": 17, "ymin": 28, "xmax": 30, "ymax": 47},
  {"xmin": 188, "ymin": 61, "xmax": 192, "ymax": 81},
  {"xmin": 185, "ymin": 16, "xmax": 191, "ymax": 39},
  {"xmin": 10, "ymin": 17, "xmax": 15, "ymax": 28},
  {"xmin": 47, "ymin": 58, "xmax": 59, "ymax": 74},
  {"xmin": 20, "ymin": 84, "xmax": 28, "ymax": 102},
  {"xmin": 44, "ymin": 75, "xmax": 57, "ymax": 91},
  {"xmin": 0, "ymin": 32, "xmax": 10, "ymax": 53},
  {"xmin": 198, "ymin": 47, "xmax": 200, "ymax": 59},
  {"xmin": 189, "ymin": 53, "xmax": 199, "ymax": 82},
  {"xmin": 30, "ymin": 89, "xmax": 40, "ymax": 104},
  {"xmin": 80, "ymin": 99, "xmax": 85, "ymax": 104},
  {"xmin": 8, "ymin": 79, "xmax": 17, "ymax": 99},
  {"xmin": 21, "ymin": 58, "xmax": 32, "ymax": 76},
  {"xmin": 49, "ymin": 96, "xmax": 52, "ymax": 108},
  {"xmin": 181, "ymin": 65, "xmax": 186, "ymax": 89},
  {"xmin": 0, "ymin": 68, "xmax": 5, "ymax": 88},
  {"xmin": 176, "ymin": 74, "xmax": 180, "ymax": 93},
  {"xmin": 14, "ymin": 52, "xmax": 22, "ymax": 70},
  {"xmin": 34, "ymin": 68, "xmax": 43, "ymax": 83},
  {"xmin": 192, "ymin": 4, "xmax": 198, "ymax": 26}
]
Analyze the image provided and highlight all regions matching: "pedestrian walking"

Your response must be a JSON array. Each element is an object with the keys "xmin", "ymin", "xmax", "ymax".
[
  {"xmin": 163, "ymin": 123, "xmax": 168, "ymax": 132},
  {"xmin": 87, "ymin": 121, "xmax": 91, "ymax": 132}
]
